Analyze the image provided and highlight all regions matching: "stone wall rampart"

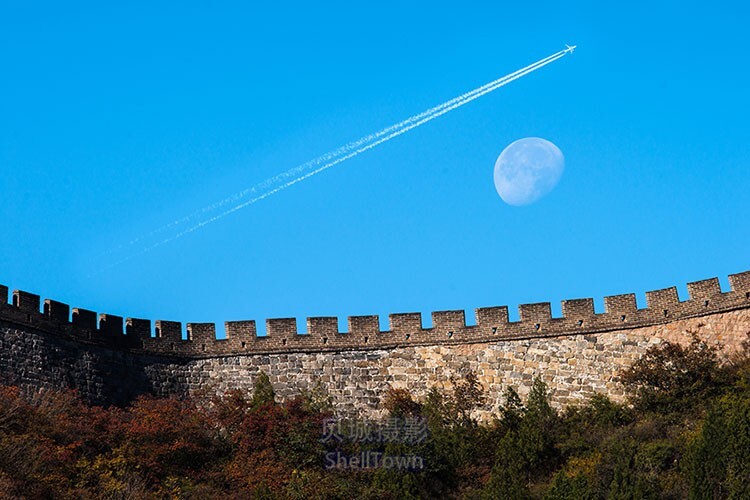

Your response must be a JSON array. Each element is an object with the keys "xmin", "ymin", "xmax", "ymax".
[
  {"xmin": 0, "ymin": 272, "xmax": 749, "ymax": 357},
  {"xmin": 1, "ymin": 272, "xmax": 750, "ymax": 417}
]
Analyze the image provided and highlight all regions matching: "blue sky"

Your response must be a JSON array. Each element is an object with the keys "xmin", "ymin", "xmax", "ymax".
[{"xmin": 2, "ymin": 1, "xmax": 749, "ymax": 334}]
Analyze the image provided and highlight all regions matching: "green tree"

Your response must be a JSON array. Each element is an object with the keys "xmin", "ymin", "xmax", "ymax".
[
  {"xmin": 251, "ymin": 371, "xmax": 276, "ymax": 410},
  {"xmin": 688, "ymin": 391, "xmax": 750, "ymax": 499},
  {"xmin": 483, "ymin": 428, "xmax": 532, "ymax": 500},
  {"xmin": 620, "ymin": 335, "xmax": 723, "ymax": 414},
  {"xmin": 484, "ymin": 377, "xmax": 560, "ymax": 498}
]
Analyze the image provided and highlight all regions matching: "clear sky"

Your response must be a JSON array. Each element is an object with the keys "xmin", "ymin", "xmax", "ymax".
[{"xmin": 2, "ymin": 1, "xmax": 749, "ymax": 335}]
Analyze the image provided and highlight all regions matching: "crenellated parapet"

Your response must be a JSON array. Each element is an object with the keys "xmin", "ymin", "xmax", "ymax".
[{"xmin": 1, "ymin": 271, "xmax": 750, "ymax": 357}]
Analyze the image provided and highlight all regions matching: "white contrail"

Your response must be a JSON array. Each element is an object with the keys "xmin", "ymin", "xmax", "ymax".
[
  {"xmin": 116, "ymin": 49, "xmax": 567, "ymax": 252},
  {"xmin": 107, "ymin": 47, "xmax": 573, "ymax": 266}
]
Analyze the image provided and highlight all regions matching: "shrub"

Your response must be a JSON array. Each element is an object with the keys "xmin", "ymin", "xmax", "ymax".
[
  {"xmin": 251, "ymin": 371, "xmax": 276, "ymax": 410},
  {"xmin": 620, "ymin": 335, "xmax": 723, "ymax": 413}
]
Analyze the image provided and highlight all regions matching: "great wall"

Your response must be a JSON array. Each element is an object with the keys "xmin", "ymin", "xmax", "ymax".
[{"xmin": 1, "ymin": 271, "xmax": 750, "ymax": 419}]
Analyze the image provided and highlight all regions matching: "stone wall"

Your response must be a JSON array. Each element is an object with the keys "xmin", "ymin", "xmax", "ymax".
[{"xmin": 1, "ymin": 272, "xmax": 749, "ymax": 419}]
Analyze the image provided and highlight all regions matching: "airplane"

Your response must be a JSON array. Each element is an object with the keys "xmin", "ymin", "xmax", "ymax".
[{"xmin": 564, "ymin": 44, "xmax": 577, "ymax": 54}]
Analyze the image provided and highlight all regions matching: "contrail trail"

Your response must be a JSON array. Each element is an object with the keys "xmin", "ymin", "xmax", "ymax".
[
  {"xmin": 116, "ymin": 49, "xmax": 567, "ymax": 251},
  {"xmin": 106, "ymin": 46, "xmax": 573, "ymax": 266}
]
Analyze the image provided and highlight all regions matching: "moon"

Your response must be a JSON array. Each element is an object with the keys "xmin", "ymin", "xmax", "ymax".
[{"xmin": 493, "ymin": 137, "xmax": 564, "ymax": 206}]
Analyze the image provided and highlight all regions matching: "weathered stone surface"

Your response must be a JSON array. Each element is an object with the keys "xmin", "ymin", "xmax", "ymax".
[
  {"xmin": 0, "ymin": 306, "xmax": 747, "ymax": 420},
  {"xmin": 1, "ymin": 274, "xmax": 750, "ymax": 420}
]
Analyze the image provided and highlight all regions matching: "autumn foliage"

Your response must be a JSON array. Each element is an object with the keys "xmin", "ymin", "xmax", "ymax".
[{"xmin": 0, "ymin": 336, "xmax": 749, "ymax": 498}]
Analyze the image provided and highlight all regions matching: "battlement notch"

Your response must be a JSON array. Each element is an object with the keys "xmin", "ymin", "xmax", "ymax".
[
  {"xmin": 126, "ymin": 318, "xmax": 151, "ymax": 339},
  {"xmin": 225, "ymin": 320, "xmax": 258, "ymax": 349},
  {"xmin": 519, "ymin": 302, "xmax": 552, "ymax": 322},
  {"xmin": 44, "ymin": 299, "xmax": 70, "ymax": 323},
  {"xmin": 13, "ymin": 290, "xmax": 40, "ymax": 313},
  {"xmin": 155, "ymin": 320, "xmax": 182, "ymax": 341},
  {"xmin": 645, "ymin": 287, "xmax": 680, "ymax": 318},
  {"xmin": 603, "ymin": 293, "xmax": 637, "ymax": 318},
  {"xmin": 687, "ymin": 277, "xmax": 722, "ymax": 301},
  {"xmin": 561, "ymin": 298, "xmax": 595, "ymax": 319},
  {"xmin": 347, "ymin": 315, "xmax": 381, "ymax": 345},
  {"xmin": 72, "ymin": 308, "xmax": 97, "ymax": 331},
  {"xmin": 266, "ymin": 318, "xmax": 298, "ymax": 337},
  {"xmin": 475, "ymin": 306, "xmax": 509, "ymax": 331},
  {"xmin": 729, "ymin": 271, "xmax": 750, "ymax": 294},
  {"xmin": 99, "ymin": 314, "xmax": 124, "ymax": 336}
]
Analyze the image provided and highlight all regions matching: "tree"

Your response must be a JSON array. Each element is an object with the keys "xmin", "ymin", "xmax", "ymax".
[
  {"xmin": 382, "ymin": 387, "xmax": 422, "ymax": 418},
  {"xmin": 484, "ymin": 376, "xmax": 561, "ymax": 498},
  {"xmin": 251, "ymin": 371, "xmax": 276, "ymax": 410},
  {"xmin": 620, "ymin": 335, "xmax": 722, "ymax": 413},
  {"xmin": 688, "ymin": 391, "xmax": 750, "ymax": 499}
]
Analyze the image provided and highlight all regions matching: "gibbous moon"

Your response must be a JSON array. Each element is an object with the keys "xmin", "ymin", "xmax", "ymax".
[{"xmin": 493, "ymin": 137, "xmax": 564, "ymax": 206}]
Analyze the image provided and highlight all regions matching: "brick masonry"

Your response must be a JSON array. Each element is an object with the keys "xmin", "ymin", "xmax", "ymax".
[{"xmin": 0, "ymin": 272, "xmax": 749, "ymax": 419}]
